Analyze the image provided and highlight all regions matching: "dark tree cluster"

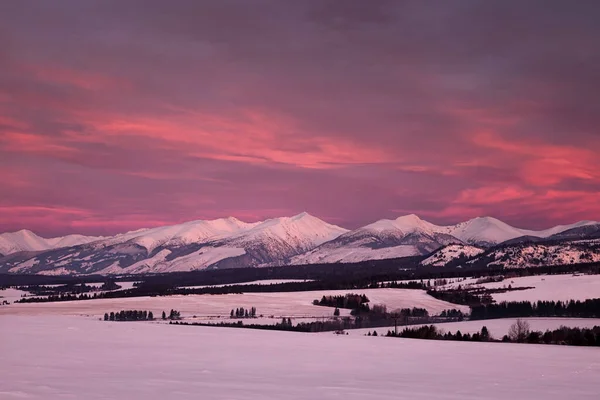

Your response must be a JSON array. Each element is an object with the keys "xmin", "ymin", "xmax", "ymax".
[
  {"xmin": 160, "ymin": 309, "xmax": 181, "ymax": 320},
  {"xmin": 397, "ymin": 307, "xmax": 429, "ymax": 318},
  {"xmin": 439, "ymin": 309, "xmax": 465, "ymax": 320},
  {"xmin": 169, "ymin": 315, "xmax": 365, "ymax": 333},
  {"xmin": 99, "ymin": 280, "xmax": 122, "ymax": 291},
  {"xmin": 17, "ymin": 283, "xmax": 96, "ymax": 297},
  {"xmin": 502, "ymin": 326, "xmax": 600, "ymax": 346},
  {"xmin": 470, "ymin": 299, "xmax": 600, "ymax": 320},
  {"xmin": 313, "ymin": 293, "xmax": 369, "ymax": 310},
  {"xmin": 17, "ymin": 292, "xmax": 102, "ymax": 303},
  {"xmin": 230, "ymin": 307, "xmax": 257, "ymax": 318},
  {"xmin": 104, "ymin": 310, "xmax": 154, "ymax": 321},
  {"xmin": 376, "ymin": 281, "xmax": 426, "ymax": 289},
  {"xmin": 385, "ymin": 325, "xmax": 491, "ymax": 342}
]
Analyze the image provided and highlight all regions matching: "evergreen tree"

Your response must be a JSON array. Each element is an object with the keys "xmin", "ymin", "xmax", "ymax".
[
  {"xmin": 162, "ymin": 311, "xmax": 166, "ymax": 320},
  {"xmin": 334, "ymin": 308, "xmax": 340, "ymax": 316},
  {"xmin": 230, "ymin": 309, "xmax": 234, "ymax": 318},
  {"xmin": 109, "ymin": 312, "xmax": 115, "ymax": 321},
  {"xmin": 148, "ymin": 311, "xmax": 154, "ymax": 320},
  {"xmin": 480, "ymin": 326, "xmax": 490, "ymax": 340},
  {"xmin": 104, "ymin": 313, "xmax": 109, "ymax": 321}
]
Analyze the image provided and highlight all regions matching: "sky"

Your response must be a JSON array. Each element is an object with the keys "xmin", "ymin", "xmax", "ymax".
[{"xmin": 1, "ymin": 0, "xmax": 600, "ymax": 237}]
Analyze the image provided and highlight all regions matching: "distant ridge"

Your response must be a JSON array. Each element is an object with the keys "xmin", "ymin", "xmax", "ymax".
[{"xmin": 1, "ymin": 213, "xmax": 598, "ymax": 275}]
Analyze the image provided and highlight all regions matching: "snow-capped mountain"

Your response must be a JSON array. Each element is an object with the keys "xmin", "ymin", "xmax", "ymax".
[
  {"xmin": 0, "ymin": 230, "xmax": 103, "ymax": 256},
  {"xmin": 0, "ymin": 213, "xmax": 598, "ymax": 275},
  {"xmin": 290, "ymin": 215, "xmax": 598, "ymax": 265},
  {"xmin": 290, "ymin": 215, "xmax": 461, "ymax": 264},
  {"xmin": 97, "ymin": 217, "xmax": 259, "ymax": 253},
  {"xmin": 0, "ymin": 213, "xmax": 347, "ymax": 275}
]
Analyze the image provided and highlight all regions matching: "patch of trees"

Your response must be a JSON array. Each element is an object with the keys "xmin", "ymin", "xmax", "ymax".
[
  {"xmin": 99, "ymin": 280, "xmax": 122, "ymax": 291},
  {"xmin": 230, "ymin": 307, "xmax": 257, "ymax": 318},
  {"xmin": 470, "ymin": 299, "xmax": 600, "ymax": 320},
  {"xmin": 313, "ymin": 293, "xmax": 369, "ymax": 309},
  {"xmin": 169, "ymin": 317, "xmax": 360, "ymax": 333},
  {"xmin": 384, "ymin": 325, "xmax": 492, "ymax": 342},
  {"xmin": 439, "ymin": 309, "xmax": 465, "ymax": 320},
  {"xmin": 161, "ymin": 309, "xmax": 181, "ymax": 320},
  {"xmin": 377, "ymin": 281, "xmax": 426, "ymax": 289},
  {"xmin": 16, "ymin": 292, "xmax": 102, "ymax": 303},
  {"xmin": 16, "ymin": 283, "xmax": 97, "ymax": 296},
  {"xmin": 104, "ymin": 310, "xmax": 154, "ymax": 321},
  {"xmin": 397, "ymin": 307, "xmax": 429, "ymax": 318},
  {"xmin": 501, "ymin": 321, "xmax": 600, "ymax": 346},
  {"xmin": 16, "ymin": 281, "xmax": 122, "ymax": 296}
]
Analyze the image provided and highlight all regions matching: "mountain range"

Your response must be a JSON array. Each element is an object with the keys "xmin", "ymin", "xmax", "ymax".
[{"xmin": 1, "ymin": 213, "xmax": 599, "ymax": 275}]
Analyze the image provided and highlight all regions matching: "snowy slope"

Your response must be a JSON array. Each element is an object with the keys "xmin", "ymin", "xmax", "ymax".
[
  {"xmin": 437, "ymin": 217, "xmax": 599, "ymax": 246},
  {"xmin": 0, "ymin": 230, "xmax": 103, "ymax": 255},
  {"xmin": 467, "ymin": 239, "xmax": 600, "ymax": 269},
  {"xmin": 1, "ymin": 213, "xmax": 348, "ymax": 274},
  {"xmin": 420, "ymin": 244, "xmax": 485, "ymax": 267},
  {"xmin": 290, "ymin": 215, "xmax": 461, "ymax": 265},
  {"xmin": 96, "ymin": 217, "xmax": 259, "ymax": 253},
  {"xmin": 190, "ymin": 212, "xmax": 349, "ymax": 269}
]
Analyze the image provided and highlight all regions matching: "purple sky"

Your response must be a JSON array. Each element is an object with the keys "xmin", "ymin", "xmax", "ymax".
[{"xmin": 1, "ymin": 1, "xmax": 600, "ymax": 236}]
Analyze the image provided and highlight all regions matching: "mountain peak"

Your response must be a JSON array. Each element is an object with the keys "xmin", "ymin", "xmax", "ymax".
[
  {"xmin": 292, "ymin": 211, "xmax": 311, "ymax": 220},
  {"xmin": 395, "ymin": 214, "xmax": 423, "ymax": 223}
]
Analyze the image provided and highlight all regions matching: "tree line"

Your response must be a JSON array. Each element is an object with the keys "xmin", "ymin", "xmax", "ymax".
[
  {"xmin": 313, "ymin": 293, "xmax": 370, "ymax": 309},
  {"xmin": 104, "ymin": 310, "xmax": 154, "ymax": 321},
  {"xmin": 383, "ymin": 325, "xmax": 491, "ymax": 342},
  {"xmin": 470, "ymin": 299, "xmax": 600, "ymax": 320},
  {"xmin": 379, "ymin": 321, "xmax": 600, "ymax": 347},
  {"xmin": 230, "ymin": 307, "xmax": 257, "ymax": 318}
]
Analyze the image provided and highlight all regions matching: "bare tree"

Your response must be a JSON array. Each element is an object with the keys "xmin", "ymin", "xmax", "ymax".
[{"xmin": 508, "ymin": 319, "xmax": 530, "ymax": 342}]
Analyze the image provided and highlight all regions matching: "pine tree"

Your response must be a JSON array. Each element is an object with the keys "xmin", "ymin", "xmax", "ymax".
[
  {"xmin": 230, "ymin": 309, "xmax": 234, "ymax": 318},
  {"xmin": 334, "ymin": 308, "xmax": 340, "ymax": 316},
  {"xmin": 480, "ymin": 326, "xmax": 490, "ymax": 340},
  {"xmin": 162, "ymin": 311, "xmax": 166, "ymax": 320},
  {"xmin": 104, "ymin": 313, "xmax": 109, "ymax": 321},
  {"xmin": 109, "ymin": 312, "xmax": 115, "ymax": 321},
  {"xmin": 148, "ymin": 311, "xmax": 154, "ymax": 320}
]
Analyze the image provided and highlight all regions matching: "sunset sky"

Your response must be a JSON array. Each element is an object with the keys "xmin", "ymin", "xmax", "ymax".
[{"xmin": 1, "ymin": 1, "xmax": 600, "ymax": 236}]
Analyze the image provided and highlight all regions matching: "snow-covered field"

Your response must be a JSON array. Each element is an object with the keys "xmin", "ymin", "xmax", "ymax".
[
  {"xmin": 0, "ymin": 288, "xmax": 468, "ymax": 318},
  {"xmin": 441, "ymin": 274, "xmax": 600, "ymax": 302},
  {"xmin": 1, "ymin": 315, "xmax": 599, "ymax": 399},
  {"xmin": 349, "ymin": 317, "xmax": 600, "ymax": 338}
]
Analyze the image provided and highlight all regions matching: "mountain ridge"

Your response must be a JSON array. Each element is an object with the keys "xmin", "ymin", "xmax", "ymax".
[{"xmin": 1, "ymin": 213, "xmax": 598, "ymax": 275}]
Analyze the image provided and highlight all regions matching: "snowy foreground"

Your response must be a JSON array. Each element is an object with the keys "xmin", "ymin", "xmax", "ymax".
[{"xmin": 1, "ymin": 316, "xmax": 599, "ymax": 400}]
